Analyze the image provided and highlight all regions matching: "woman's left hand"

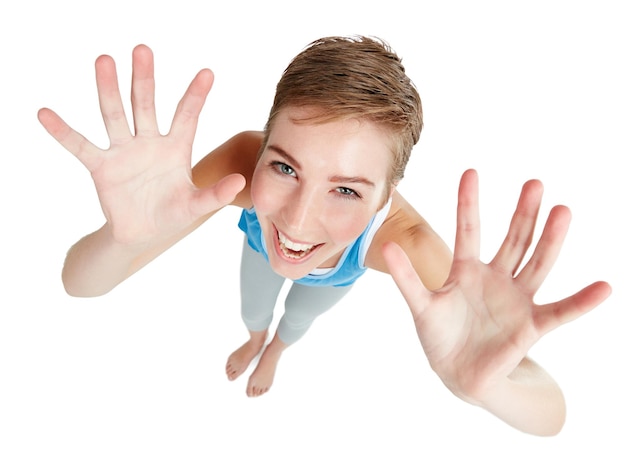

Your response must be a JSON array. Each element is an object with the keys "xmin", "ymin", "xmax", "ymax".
[{"xmin": 382, "ymin": 169, "xmax": 611, "ymax": 404}]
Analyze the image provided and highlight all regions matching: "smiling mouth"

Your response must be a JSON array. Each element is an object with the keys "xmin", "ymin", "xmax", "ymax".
[{"xmin": 277, "ymin": 230, "xmax": 320, "ymax": 260}]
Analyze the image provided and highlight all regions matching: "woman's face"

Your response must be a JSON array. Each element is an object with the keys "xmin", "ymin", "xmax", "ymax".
[{"xmin": 250, "ymin": 107, "xmax": 394, "ymax": 280}]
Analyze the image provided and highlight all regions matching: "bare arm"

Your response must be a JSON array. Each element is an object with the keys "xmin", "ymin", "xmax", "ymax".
[
  {"xmin": 39, "ymin": 45, "xmax": 263, "ymax": 296},
  {"xmin": 478, "ymin": 357, "xmax": 566, "ymax": 436},
  {"xmin": 365, "ymin": 190, "xmax": 452, "ymax": 290},
  {"xmin": 378, "ymin": 171, "xmax": 611, "ymax": 435}
]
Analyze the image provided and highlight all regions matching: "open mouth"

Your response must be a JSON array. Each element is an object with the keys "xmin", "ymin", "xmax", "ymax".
[{"xmin": 276, "ymin": 229, "xmax": 321, "ymax": 260}]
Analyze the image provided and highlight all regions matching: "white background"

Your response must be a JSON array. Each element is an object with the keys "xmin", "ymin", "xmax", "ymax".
[{"xmin": 1, "ymin": 1, "xmax": 624, "ymax": 468}]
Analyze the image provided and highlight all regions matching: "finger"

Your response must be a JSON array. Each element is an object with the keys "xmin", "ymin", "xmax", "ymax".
[
  {"xmin": 490, "ymin": 179, "xmax": 543, "ymax": 275},
  {"xmin": 382, "ymin": 241, "xmax": 431, "ymax": 318},
  {"xmin": 130, "ymin": 44, "xmax": 159, "ymax": 135},
  {"xmin": 454, "ymin": 169, "xmax": 480, "ymax": 261},
  {"xmin": 533, "ymin": 281, "xmax": 612, "ymax": 335},
  {"xmin": 95, "ymin": 54, "xmax": 132, "ymax": 143},
  {"xmin": 38, "ymin": 107, "xmax": 101, "ymax": 171},
  {"xmin": 515, "ymin": 205, "xmax": 571, "ymax": 294},
  {"xmin": 169, "ymin": 68, "xmax": 214, "ymax": 144},
  {"xmin": 189, "ymin": 173, "xmax": 246, "ymax": 217}
]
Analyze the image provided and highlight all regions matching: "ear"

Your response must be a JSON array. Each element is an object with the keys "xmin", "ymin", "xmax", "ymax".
[
  {"xmin": 388, "ymin": 180, "xmax": 399, "ymax": 198},
  {"xmin": 380, "ymin": 181, "xmax": 398, "ymax": 209}
]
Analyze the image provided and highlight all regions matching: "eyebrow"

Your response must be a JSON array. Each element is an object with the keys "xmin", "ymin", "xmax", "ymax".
[{"xmin": 266, "ymin": 144, "xmax": 377, "ymax": 188}]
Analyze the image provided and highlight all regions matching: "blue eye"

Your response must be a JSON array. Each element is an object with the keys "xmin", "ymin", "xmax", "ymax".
[
  {"xmin": 273, "ymin": 162, "xmax": 296, "ymax": 177},
  {"xmin": 280, "ymin": 164, "xmax": 295, "ymax": 176},
  {"xmin": 336, "ymin": 187, "xmax": 360, "ymax": 199}
]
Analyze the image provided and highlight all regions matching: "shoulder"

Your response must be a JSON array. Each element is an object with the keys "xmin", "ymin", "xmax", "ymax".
[
  {"xmin": 365, "ymin": 191, "xmax": 452, "ymax": 290},
  {"xmin": 192, "ymin": 131, "xmax": 264, "ymax": 208}
]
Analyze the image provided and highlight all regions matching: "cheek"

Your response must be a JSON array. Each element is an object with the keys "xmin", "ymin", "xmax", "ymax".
[
  {"xmin": 325, "ymin": 210, "xmax": 373, "ymax": 244},
  {"xmin": 249, "ymin": 172, "xmax": 274, "ymax": 213}
]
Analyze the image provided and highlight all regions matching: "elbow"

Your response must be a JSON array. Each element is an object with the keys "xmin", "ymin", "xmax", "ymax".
[
  {"xmin": 61, "ymin": 270, "xmax": 112, "ymax": 298},
  {"xmin": 537, "ymin": 397, "xmax": 567, "ymax": 437},
  {"xmin": 518, "ymin": 388, "xmax": 567, "ymax": 437},
  {"xmin": 63, "ymin": 284, "xmax": 112, "ymax": 298},
  {"xmin": 534, "ymin": 379, "xmax": 568, "ymax": 437},
  {"xmin": 62, "ymin": 283, "xmax": 93, "ymax": 298},
  {"xmin": 62, "ymin": 280, "xmax": 98, "ymax": 298}
]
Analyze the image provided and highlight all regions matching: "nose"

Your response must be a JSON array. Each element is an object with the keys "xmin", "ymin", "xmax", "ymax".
[{"xmin": 280, "ymin": 184, "xmax": 321, "ymax": 236}]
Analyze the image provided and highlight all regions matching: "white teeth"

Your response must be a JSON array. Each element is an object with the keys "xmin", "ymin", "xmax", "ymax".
[{"xmin": 278, "ymin": 231, "xmax": 314, "ymax": 253}]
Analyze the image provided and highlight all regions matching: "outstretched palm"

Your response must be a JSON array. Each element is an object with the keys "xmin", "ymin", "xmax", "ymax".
[
  {"xmin": 38, "ymin": 45, "xmax": 244, "ymax": 246},
  {"xmin": 383, "ymin": 169, "xmax": 611, "ymax": 403}
]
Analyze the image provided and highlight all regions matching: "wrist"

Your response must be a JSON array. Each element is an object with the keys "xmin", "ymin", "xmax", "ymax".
[
  {"xmin": 62, "ymin": 223, "xmax": 150, "ymax": 297},
  {"xmin": 101, "ymin": 222, "xmax": 155, "ymax": 254},
  {"xmin": 451, "ymin": 359, "xmax": 567, "ymax": 436}
]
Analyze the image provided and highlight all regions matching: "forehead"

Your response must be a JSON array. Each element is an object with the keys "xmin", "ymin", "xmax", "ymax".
[{"xmin": 267, "ymin": 107, "xmax": 394, "ymax": 179}]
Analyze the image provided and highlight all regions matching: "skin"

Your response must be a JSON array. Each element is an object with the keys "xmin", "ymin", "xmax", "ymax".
[
  {"xmin": 226, "ymin": 107, "xmax": 437, "ymax": 397},
  {"xmin": 38, "ymin": 44, "xmax": 612, "ymax": 436},
  {"xmin": 251, "ymin": 109, "xmax": 396, "ymax": 279}
]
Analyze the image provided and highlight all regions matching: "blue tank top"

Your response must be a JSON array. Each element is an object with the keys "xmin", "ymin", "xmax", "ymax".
[{"xmin": 237, "ymin": 200, "xmax": 391, "ymax": 287}]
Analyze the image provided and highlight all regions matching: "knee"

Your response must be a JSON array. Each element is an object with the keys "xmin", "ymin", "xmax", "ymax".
[{"xmin": 276, "ymin": 316, "xmax": 313, "ymax": 345}]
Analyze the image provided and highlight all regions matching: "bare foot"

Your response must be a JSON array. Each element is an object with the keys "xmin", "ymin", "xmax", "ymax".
[
  {"xmin": 225, "ymin": 330, "xmax": 267, "ymax": 381},
  {"xmin": 246, "ymin": 335, "xmax": 287, "ymax": 397}
]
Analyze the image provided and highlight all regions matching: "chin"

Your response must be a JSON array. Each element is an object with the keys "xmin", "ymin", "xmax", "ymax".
[
  {"xmin": 267, "ymin": 255, "xmax": 316, "ymax": 280},
  {"xmin": 265, "ymin": 227, "xmax": 325, "ymax": 278}
]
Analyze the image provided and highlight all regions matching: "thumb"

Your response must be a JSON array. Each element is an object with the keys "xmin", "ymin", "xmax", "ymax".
[
  {"xmin": 382, "ymin": 241, "xmax": 431, "ymax": 318},
  {"xmin": 191, "ymin": 173, "xmax": 246, "ymax": 216}
]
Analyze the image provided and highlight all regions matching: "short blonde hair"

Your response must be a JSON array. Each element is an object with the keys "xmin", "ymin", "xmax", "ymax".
[{"xmin": 261, "ymin": 36, "xmax": 423, "ymax": 189}]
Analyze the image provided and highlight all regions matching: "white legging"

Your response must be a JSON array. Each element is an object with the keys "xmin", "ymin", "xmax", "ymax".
[{"xmin": 240, "ymin": 238, "xmax": 353, "ymax": 345}]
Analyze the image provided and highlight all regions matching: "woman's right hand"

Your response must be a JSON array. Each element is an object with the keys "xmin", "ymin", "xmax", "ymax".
[{"xmin": 38, "ymin": 44, "xmax": 245, "ymax": 247}]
